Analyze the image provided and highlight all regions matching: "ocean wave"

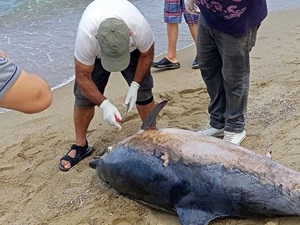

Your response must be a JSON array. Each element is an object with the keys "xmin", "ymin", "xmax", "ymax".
[{"xmin": 51, "ymin": 75, "xmax": 75, "ymax": 91}]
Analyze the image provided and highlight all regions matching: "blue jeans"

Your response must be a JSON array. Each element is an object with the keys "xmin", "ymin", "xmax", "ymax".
[{"xmin": 197, "ymin": 15, "xmax": 258, "ymax": 132}]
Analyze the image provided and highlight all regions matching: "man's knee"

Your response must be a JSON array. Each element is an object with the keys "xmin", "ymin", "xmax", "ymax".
[
  {"xmin": 136, "ymin": 96, "xmax": 153, "ymax": 106},
  {"xmin": 136, "ymin": 89, "xmax": 153, "ymax": 105},
  {"xmin": 75, "ymin": 98, "xmax": 96, "ymax": 108}
]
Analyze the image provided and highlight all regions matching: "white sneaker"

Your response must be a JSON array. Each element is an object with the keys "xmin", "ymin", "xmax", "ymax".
[
  {"xmin": 223, "ymin": 130, "xmax": 246, "ymax": 145},
  {"xmin": 198, "ymin": 123, "xmax": 224, "ymax": 137}
]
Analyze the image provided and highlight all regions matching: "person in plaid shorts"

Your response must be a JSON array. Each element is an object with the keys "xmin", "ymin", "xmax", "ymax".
[{"xmin": 152, "ymin": 0, "xmax": 199, "ymax": 70}]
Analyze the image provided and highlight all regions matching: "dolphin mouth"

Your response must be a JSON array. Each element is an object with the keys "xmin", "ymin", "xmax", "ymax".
[
  {"xmin": 88, "ymin": 158, "xmax": 99, "ymax": 169},
  {"xmin": 89, "ymin": 147, "xmax": 110, "ymax": 169}
]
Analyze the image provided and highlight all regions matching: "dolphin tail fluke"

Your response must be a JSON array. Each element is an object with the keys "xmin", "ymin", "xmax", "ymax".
[{"xmin": 175, "ymin": 205, "xmax": 223, "ymax": 225}]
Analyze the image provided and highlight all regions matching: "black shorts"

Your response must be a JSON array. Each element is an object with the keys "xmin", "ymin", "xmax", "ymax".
[{"xmin": 74, "ymin": 49, "xmax": 153, "ymax": 107}]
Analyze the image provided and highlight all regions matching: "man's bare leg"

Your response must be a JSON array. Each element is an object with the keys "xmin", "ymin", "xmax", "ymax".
[
  {"xmin": 188, "ymin": 24, "xmax": 198, "ymax": 44},
  {"xmin": 189, "ymin": 23, "xmax": 199, "ymax": 68},
  {"xmin": 0, "ymin": 70, "xmax": 52, "ymax": 113},
  {"xmin": 166, "ymin": 23, "xmax": 179, "ymax": 63},
  {"xmin": 60, "ymin": 105, "xmax": 95, "ymax": 170},
  {"xmin": 136, "ymin": 100, "xmax": 155, "ymax": 121}
]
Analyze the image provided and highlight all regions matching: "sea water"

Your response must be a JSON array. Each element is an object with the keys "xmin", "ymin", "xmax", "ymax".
[{"xmin": 0, "ymin": 0, "xmax": 299, "ymax": 90}]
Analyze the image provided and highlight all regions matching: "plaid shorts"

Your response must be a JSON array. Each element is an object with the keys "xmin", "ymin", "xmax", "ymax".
[{"xmin": 164, "ymin": 0, "xmax": 199, "ymax": 25}]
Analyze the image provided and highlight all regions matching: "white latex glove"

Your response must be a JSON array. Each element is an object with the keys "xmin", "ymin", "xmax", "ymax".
[
  {"xmin": 185, "ymin": 0, "xmax": 199, "ymax": 15},
  {"xmin": 100, "ymin": 99, "xmax": 122, "ymax": 130},
  {"xmin": 124, "ymin": 81, "xmax": 140, "ymax": 113}
]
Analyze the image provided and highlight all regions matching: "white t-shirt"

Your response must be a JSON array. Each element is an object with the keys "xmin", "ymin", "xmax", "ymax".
[{"xmin": 74, "ymin": 0, "xmax": 155, "ymax": 66}]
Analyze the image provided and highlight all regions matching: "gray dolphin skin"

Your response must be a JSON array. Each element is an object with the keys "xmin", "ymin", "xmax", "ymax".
[{"xmin": 89, "ymin": 101, "xmax": 300, "ymax": 225}]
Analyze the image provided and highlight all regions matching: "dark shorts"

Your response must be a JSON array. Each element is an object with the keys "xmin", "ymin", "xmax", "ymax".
[
  {"xmin": 74, "ymin": 49, "xmax": 154, "ymax": 107},
  {"xmin": 164, "ymin": 0, "xmax": 198, "ymax": 25}
]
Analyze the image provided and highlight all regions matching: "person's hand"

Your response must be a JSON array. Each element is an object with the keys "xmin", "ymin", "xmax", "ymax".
[
  {"xmin": 125, "ymin": 81, "xmax": 140, "ymax": 113},
  {"xmin": 100, "ymin": 99, "xmax": 122, "ymax": 130},
  {"xmin": 0, "ymin": 49, "xmax": 10, "ymax": 59},
  {"xmin": 185, "ymin": 0, "xmax": 199, "ymax": 15}
]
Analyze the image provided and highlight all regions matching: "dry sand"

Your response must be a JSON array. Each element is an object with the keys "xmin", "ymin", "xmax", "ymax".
[{"xmin": 0, "ymin": 8, "xmax": 300, "ymax": 225}]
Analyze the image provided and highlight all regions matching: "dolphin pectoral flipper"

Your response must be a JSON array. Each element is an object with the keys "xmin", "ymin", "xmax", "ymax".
[{"xmin": 175, "ymin": 205, "xmax": 223, "ymax": 225}]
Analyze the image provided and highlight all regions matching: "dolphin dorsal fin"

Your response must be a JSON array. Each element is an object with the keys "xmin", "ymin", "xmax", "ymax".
[
  {"xmin": 141, "ymin": 100, "xmax": 168, "ymax": 130},
  {"xmin": 175, "ymin": 205, "xmax": 222, "ymax": 225}
]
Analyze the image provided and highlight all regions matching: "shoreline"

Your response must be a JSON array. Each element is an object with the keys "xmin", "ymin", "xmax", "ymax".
[
  {"xmin": 42, "ymin": 5, "xmax": 300, "ymax": 91},
  {"xmin": 0, "ymin": 8, "xmax": 300, "ymax": 225},
  {"xmin": 0, "ymin": 6, "xmax": 298, "ymax": 96},
  {"xmin": 38, "ymin": 6, "xmax": 300, "ymax": 91}
]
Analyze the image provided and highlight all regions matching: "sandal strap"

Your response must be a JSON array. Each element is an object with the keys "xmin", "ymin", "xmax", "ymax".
[
  {"xmin": 60, "ymin": 154, "xmax": 78, "ymax": 167},
  {"xmin": 71, "ymin": 143, "xmax": 89, "ymax": 156},
  {"xmin": 60, "ymin": 140, "xmax": 89, "ymax": 167}
]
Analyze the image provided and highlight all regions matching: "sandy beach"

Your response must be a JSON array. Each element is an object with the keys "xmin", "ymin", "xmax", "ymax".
[{"xmin": 0, "ymin": 8, "xmax": 300, "ymax": 225}]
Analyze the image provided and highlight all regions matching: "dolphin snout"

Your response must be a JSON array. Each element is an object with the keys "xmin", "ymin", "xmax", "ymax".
[{"xmin": 89, "ymin": 158, "xmax": 99, "ymax": 169}]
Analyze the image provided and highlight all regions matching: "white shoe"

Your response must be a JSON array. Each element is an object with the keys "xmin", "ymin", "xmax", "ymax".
[
  {"xmin": 198, "ymin": 123, "xmax": 224, "ymax": 137},
  {"xmin": 223, "ymin": 130, "xmax": 246, "ymax": 145}
]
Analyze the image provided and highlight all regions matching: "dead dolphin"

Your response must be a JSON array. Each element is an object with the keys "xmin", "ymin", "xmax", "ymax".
[{"xmin": 89, "ymin": 100, "xmax": 300, "ymax": 225}]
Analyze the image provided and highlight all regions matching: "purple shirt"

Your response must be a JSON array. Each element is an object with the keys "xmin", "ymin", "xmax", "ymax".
[{"xmin": 196, "ymin": 0, "xmax": 268, "ymax": 37}]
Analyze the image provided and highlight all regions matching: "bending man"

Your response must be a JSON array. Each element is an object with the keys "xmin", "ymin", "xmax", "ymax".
[{"xmin": 59, "ymin": 0, "xmax": 156, "ymax": 171}]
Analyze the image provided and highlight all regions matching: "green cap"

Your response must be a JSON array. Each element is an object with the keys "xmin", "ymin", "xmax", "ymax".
[{"xmin": 97, "ymin": 18, "xmax": 130, "ymax": 72}]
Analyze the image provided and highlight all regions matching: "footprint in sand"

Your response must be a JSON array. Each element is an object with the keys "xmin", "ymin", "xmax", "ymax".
[{"xmin": 112, "ymin": 218, "xmax": 135, "ymax": 225}]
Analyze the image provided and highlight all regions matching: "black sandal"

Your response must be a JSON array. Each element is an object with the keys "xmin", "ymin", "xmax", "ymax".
[
  {"xmin": 59, "ymin": 140, "xmax": 93, "ymax": 172},
  {"xmin": 152, "ymin": 57, "xmax": 180, "ymax": 69}
]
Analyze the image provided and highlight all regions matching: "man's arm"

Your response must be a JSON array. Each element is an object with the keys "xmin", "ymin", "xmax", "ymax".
[
  {"xmin": 75, "ymin": 58, "xmax": 122, "ymax": 129},
  {"xmin": 74, "ymin": 58, "xmax": 106, "ymax": 106},
  {"xmin": 133, "ymin": 43, "xmax": 154, "ymax": 84},
  {"xmin": 124, "ymin": 43, "xmax": 154, "ymax": 113},
  {"xmin": 0, "ymin": 69, "xmax": 52, "ymax": 113}
]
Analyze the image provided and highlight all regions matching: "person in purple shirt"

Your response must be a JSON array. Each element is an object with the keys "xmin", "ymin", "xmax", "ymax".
[{"xmin": 185, "ymin": 0, "xmax": 268, "ymax": 145}]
